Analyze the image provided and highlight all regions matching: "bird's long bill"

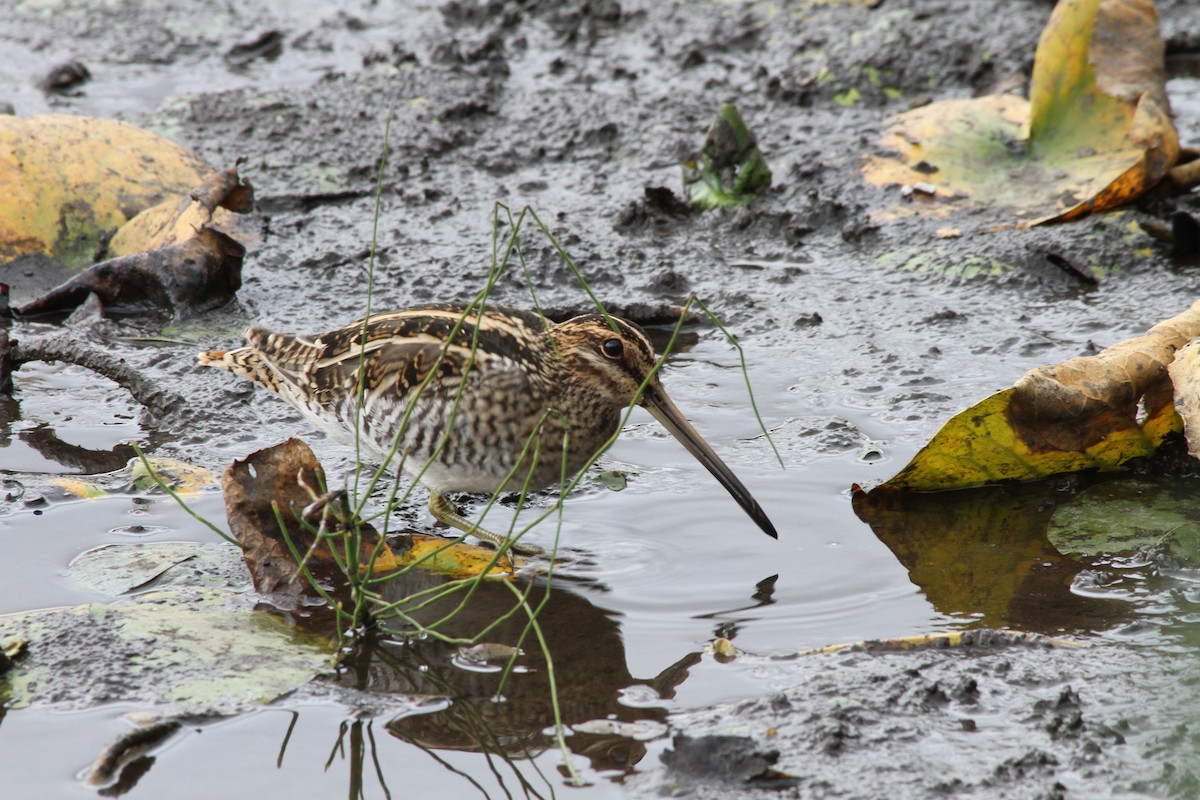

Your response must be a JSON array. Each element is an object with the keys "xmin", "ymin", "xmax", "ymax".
[{"xmin": 642, "ymin": 385, "xmax": 778, "ymax": 539}]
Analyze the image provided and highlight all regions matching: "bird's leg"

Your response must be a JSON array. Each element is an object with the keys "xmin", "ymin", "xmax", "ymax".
[{"xmin": 428, "ymin": 491, "xmax": 544, "ymax": 555}]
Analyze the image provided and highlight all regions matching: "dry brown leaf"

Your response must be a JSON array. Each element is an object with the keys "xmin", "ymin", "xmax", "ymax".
[
  {"xmin": 16, "ymin": 226, "xmax": 244, "ymax": 319},
  {"xmin": 1167, "ymin": 337, "xmax": 1200, "ymax": 459},
  {"xmin": 221, "ymin": 438, "xmax": 396, "ymax": 598}
]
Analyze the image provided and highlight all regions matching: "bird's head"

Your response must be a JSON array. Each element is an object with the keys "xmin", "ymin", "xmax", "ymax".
[{"xmin": 552, "ymin": 313, "xmax": 777, "ymax": 539}]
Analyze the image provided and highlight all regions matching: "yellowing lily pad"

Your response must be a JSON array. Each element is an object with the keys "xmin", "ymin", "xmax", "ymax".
[
  {"xmin": 0, "ymin": 115, "xmax": 211, "ymax": 267},
  {"xmin": 108, "ymin": 164, "xmax": 260, "ymax": 258},
  {"xmin": 863, "ymin": 0, "xmax": 1178, "ymax": 226},
  {"xmin": 131, "ymin": 456, "xmax": 217, "ymax": 494},
  {"xmin": 66, "ymin": 542, "xmax": 251, "ymax": 596}
]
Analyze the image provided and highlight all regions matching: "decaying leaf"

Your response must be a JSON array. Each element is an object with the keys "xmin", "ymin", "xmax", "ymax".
[
  {"xmin": 220, "ymin": 438, "xmax": 397, "ymax": 598},
  {"xmin": 1167, "ymin": 338, "xmax": 1200, "ymax": 459},
  {"xmin": 800, "ymin": 629, "xmax": 1079, "ymax": 656},
  {"xmin": 48, "ymin": 477, "xmax": 108, "ymax": 499},
  {"xmin": 66, "ymin": 542, "xmax": 250, "ymax": 596},
  {"xmin": 878, "ymin": 299, "xmax": 1200, "ymax": 491},
  {"xmin": 0, "ymin": 114, "xmax": 211, "ymax": 267},
  {"xmin": 131, "ymin": 456, "xmax": 216, "ymax": 494},
  {"xmin": 682, "ymin": 103, "xmax": 772, "ymax": 209},
  {"xmin": 862, "ymin": 0, "xmax": 1179, "ymax": 226},
  {"xmin": 108, "ymin": 163, "xmax": 259, "ymax": 258},
  {"xmin": 0, "ymin": 586, "xmax": 331, "ymax": 713},
  {"xmin": 393, "ymin": 533, "xmax": 523, "ymax": 579},
  {"xmin": 15, "ymin": 226, "xmax": 244, "ymax": 319},
  {"xmin": 1026, "ymin": 0, "xmax": 1177, "ymax": 224}
]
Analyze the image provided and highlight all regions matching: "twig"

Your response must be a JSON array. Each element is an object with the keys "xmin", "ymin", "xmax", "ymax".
[{"xmin": 4, "ymin": 334, "xmax": 186, "ymax": 421}]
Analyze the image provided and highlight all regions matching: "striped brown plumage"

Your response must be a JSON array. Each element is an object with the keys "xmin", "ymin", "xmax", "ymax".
[{"xmin": 199, "ymin": 303, "xmax": 776, "ymax": 550}]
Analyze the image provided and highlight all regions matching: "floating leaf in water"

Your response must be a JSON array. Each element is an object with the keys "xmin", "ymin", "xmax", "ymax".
[
  {"xmin": 131, "ymin": 457, "xmax": 216, "ymax": 494},
  {"xmin": 220, "ymin": 438, "xmax": 397, "ymax": 598},
  {"xmin": 395, "ymin": 534, "xmax": 524, "ymax": 579},
  {"xmin": 48, "ymin": 477, "xmax": 107, "ymax": 499},
  {"xmin": 66, "ymin": 542, "xmax": 250, "ymax": 596},
  {"xmin": 0, "ymin": 587, "xmax": 331, "ymax": 713},
  {"xmin": 1047, "ymin": 477, "xmax": 1200, "ymax": 564},
  {"xmin": 682, "ymin": 103, "xmax": 772, "ymax": 209},
  {"xmin": 595, "ymin": 469, "xmax": 629, "ymax": 491}
]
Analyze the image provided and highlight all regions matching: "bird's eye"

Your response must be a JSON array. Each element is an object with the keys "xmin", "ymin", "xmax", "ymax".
[{"xmin": 601, "ymin": 338, "xmax": 624, "ymax": 359}]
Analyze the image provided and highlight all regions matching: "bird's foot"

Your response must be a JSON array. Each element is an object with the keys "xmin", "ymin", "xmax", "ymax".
[{"xmin": 428, "ymin": 492, "xmax": 545, "ymax": 556}]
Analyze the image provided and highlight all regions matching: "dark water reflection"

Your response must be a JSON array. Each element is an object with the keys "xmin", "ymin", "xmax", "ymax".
[
  {"xmin": 331, "ymin": 571, "xmax": 705, "ymax": 776},
  {"xmin": 853, "ymin": 477, "xmax": 1137, "ymax": 634}
]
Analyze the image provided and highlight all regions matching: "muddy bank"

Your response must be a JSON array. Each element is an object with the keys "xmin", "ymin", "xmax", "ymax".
[{"xmin": 628, "ymin": 635, "xmax": 1200, "ymax": 799}]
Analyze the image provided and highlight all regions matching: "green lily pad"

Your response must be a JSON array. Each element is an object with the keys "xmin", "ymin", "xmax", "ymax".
[
  {"xmin": 1047, "ymin": 478, "xmax": 1200, "ymax": 563},
  {"xmin": 594, "ymin": 470, "xmax": 629, "ymax": 491}
]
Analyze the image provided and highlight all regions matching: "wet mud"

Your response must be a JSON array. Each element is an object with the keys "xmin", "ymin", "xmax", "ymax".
[{"xmin": 4, "ymin": 0, "xmax": 1200, "ymax": 797}]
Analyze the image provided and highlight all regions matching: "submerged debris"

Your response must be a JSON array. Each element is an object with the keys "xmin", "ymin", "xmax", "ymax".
[
  {"xmin": 86, "ymin": 720, "xmax": 182, "ymax": 789},
  {"xmin": 16, "ymin": 226, "xmax": 244, "ymax": 319}
]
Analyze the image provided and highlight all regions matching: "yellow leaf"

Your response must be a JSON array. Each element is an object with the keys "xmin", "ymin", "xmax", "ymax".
[
  {"xmin": 863, "ymin": 95, "xmax": 1029, "ymax": 222},
  {"xmin": 0, "ymin": 115, "xmax": 211, "ymax": 267},
  {"xmin": 395, "ymin": 534, "xmax": 524, "ymax": 579},
  {"xmin": 48, "ymin": 477, "xmax": 108, "ymax": 499},
  {"xmin": 108, "ymin": 165, "xmax": 259, "ymax": 257},
  {"xmin": 862, "ymin": 0, "xmax": 1178, "ymax": 227},
  {"xmin": 132, "ymin": 457, "xmax": 216, "ymax": 494}
]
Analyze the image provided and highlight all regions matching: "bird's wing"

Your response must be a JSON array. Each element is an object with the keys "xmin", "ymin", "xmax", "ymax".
[{"xmin": 244, "ymin": 321, "xmax": 536, "ymax": 411}]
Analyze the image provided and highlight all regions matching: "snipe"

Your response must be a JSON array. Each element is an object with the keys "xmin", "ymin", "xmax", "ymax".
[{"xmin": 199, "ymin": 303, "xmax": 776, "ymax": 551}]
